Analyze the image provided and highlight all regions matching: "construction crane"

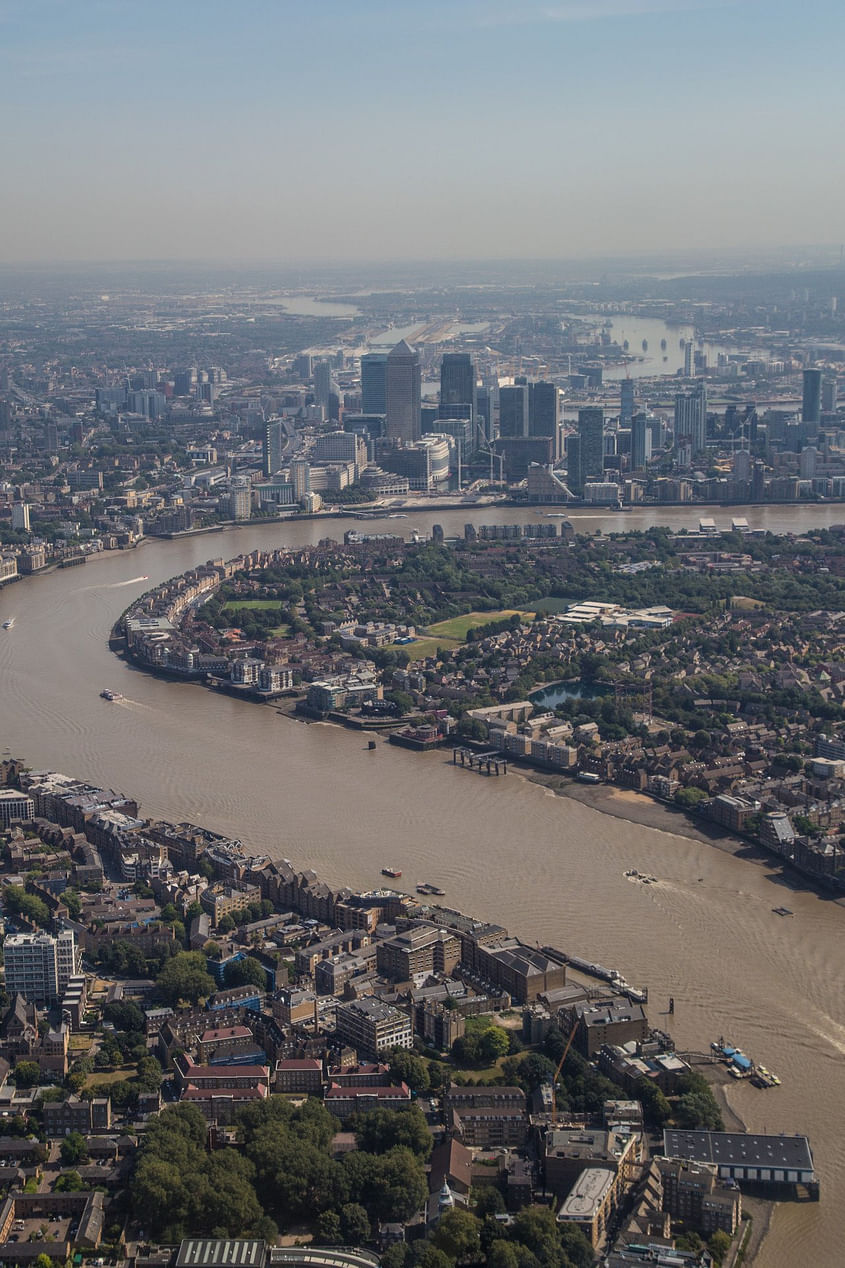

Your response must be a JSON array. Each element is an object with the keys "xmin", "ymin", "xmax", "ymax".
[{"xmin": 549, "ymin": 1025, "xmax": 578, "ymax": 1122}]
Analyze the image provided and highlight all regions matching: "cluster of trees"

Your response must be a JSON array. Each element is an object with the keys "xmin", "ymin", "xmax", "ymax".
[
  {"xmin": 382, "ymin": 1204, "xmax": 592, "ymax": 1268},
  {"xmin": 3, "ymin": 886, "xmax": 51, "ymax": 928},
  {"xmin": 97, "ymin": 937, "xmax": 178, "ymax": 978},
  {"xmin": 450, "ymin": 1023, "xmax": 510, "ymax": 1069},
  {"xmin": 129, "ymin": 1097, "xmax": 432, "ymax": 1241},
  {"xmin": 155, "ymin": 951, "xmax": 217, "ymax": 1006}
]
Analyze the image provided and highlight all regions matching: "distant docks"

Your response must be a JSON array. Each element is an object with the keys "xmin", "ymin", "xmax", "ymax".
[{"xmin": 452, "ymin": 747, "xmax": 508, "ymax": 775}]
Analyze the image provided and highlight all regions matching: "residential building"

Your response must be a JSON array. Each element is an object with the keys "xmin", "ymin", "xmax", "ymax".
[
  {"xmin": 4, "ymin": 929, "xmax": 77, "ymax": 1004},
  {"xmin": 334, "ymin": 997, "xmax": 413, "ymax": 1060},
  {"xmin": 0, "ymin": 790, "xmax": 34, "ymax": 828}
]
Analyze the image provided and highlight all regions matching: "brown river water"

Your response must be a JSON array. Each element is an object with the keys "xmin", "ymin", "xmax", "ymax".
[{"xmin": 1, "ymin": 503, "xmax": 844, "ymax": 1265}]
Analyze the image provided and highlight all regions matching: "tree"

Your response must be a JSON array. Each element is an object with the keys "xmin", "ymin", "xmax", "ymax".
[
  {"xmin": 156, "ymin": 952, "xmax": 216, "ymax": 1005},
  {"xmin": 708, "ymin": 1230, "xmax": 732, "ymax": 1264},
  {"xmin": 55, "ymin": 1171, "xmax": 85, "ymax": 1192},
  {"xmin": 340, "ymin": 1202, "xmax": 371, "ymax": 1244},
  {"xmin": 432, "ymin": 1209, "xmax": 482, "ymax": 1262},
  {"xmin": 316, "ymin": 1211, "xmax": 342, "ymax": 1245},
  {"xmin": 13, "ymin": 1061, "xmax": 41, "ymax": 1088},
  {"xmin": 223, "ymin": 956, "xmax": 267, "ymax": 990},
  {"xmin": 487, "ymin": 1242, "xmax": 520, "ymax": 1268},
  {"xmin": 60, "ymin": 1132, "xmax": 88, "ymax": 1166},
  {"xmin": 472, "ymin": 1186, "xmax": 505, "ymax": 1218},
  {"xmin": 353, "ymin": 1105, "xmax": 433, "ymax": 1161},
  {"xmin": 388, "ymin": 1049, "xmax": 430, "ymax": 1093},
  {"xmin": 478, "ymin": 1025, "xmax": 510, "ymax": 1063},
  {"xmin": 3, "ymin": 886, "xmax": 50, "ymax": 928},
  {"xmin": 103, "ymin": 1000, "xmax": 145, "ymax": 1034}
]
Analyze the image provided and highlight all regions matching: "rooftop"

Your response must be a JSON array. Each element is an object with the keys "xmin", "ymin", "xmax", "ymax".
[{"xmin": 663, "ymin": 1129, "xmax": 814, "ymax": 1173}]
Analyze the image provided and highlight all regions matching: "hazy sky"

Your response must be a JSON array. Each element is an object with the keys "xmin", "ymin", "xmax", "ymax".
[{"xmin": 1, "ymin": 0, "xmax": 841, "ymax": 263}]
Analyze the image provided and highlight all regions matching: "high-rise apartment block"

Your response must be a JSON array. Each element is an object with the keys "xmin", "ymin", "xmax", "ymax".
[
  {"xmin": 5, "ymin": 929, "xmax": 77, "ymax": 1004},
  {"xmin": 263, "ymin": 420, "xmax": 284, "ymax": 477},
  {"xmin": 385, "ymin": 340, "xmax": 421, "ymax": 444},
  {"xmin": 575, "ymin": 407, "xmax": 605, "ymax": 491}
]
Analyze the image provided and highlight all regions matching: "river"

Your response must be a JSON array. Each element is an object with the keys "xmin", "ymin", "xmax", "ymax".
[{"xmin": 1, "ymin": 503, "xmax": 844, "ymax": 1266}]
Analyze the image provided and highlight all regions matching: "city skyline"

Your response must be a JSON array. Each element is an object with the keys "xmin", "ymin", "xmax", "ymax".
[{"xmin": 1, "ymin": 0, "xmax": 843, "ymax": 263}]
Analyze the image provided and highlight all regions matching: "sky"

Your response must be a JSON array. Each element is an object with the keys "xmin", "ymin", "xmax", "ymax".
[{"xmin": 0, "ymin": 0, "xmax": 842, "ymax": 264}]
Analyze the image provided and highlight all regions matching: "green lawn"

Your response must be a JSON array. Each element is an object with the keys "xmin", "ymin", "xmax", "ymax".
[
  {"xmin": 392, "ymin": 636, "xmax": 460, "ymax": 661},
  {"xmin": 223, "ymin": 599, "xmax": 285, "ymax": 611},
  {"xmin": 425, "ymin": 609, "xmax": 533, "ymax": 640}
]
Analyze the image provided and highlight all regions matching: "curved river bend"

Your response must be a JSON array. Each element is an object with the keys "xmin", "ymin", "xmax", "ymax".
[{"xmin": 2, "ymin": 503, "xmax": 844, "ymax": 1267}]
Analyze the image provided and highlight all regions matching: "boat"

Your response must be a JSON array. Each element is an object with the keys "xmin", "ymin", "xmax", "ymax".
[
  {"xmin": 367, "ymin": 739, "xmax": 377, "ymax": 751},
  {"xmin": 381, "ymin": 866, "xmax": 402, "ymax": 879},
  {"xmin": 100, "ymin": 689, "xmax": 124, "ymax": 701},
  {"xmin": 772, "ymin": 906, "xmax": 793, "ymax": 916},
  {"xmin": 2, "ymin": 618, "xmax": 13, "ymax": 630},
  {"xmin": 417, "ymin": 882, "xmax": 445, "ymax": 896},
  {"xmin": 641, "ymin": 338, "xmax": 648, "ymax": 351},
  {"xmin": 660, "ymin": 338, "xmax": 667, "ymax": 351},
  {"xmin": 577, "ymin": 771, "xmax": 600, "ymax": 783}
]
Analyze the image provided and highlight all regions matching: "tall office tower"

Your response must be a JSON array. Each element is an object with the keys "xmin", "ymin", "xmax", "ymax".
[
  {"xmin": 474, "ymin": 386, "xmax": 496, "ymax": 443},
  {"xmin": 385, "ymin": 340, "xmax": 421, "ymax": 443},
  {"xmin": 498, "ymin": 385, "xmax": 529, "ymax": 437},
  {"xmin": 440, "ymin": 353, "xmax": 475, "ymax": 416},
  {"xmin": 674, "ymin": 381, "xmax": 708, "ymax": 457},
  {"xmin": 802, "ymin": 368, "xmax": 822, "ymax": 424},
  {"xmin": 290, "ymin": 459, "xmax": 311, "ymax": 500},
  {"xmin": 577, "ymin": 407, "xmax": 605, "ymax": 487},
  {"xmin": 361, "ymin": 353, "xmax": 389, "ymax": 415},
  {"xmin": 314, "ymin": 361, "xmax": 334, "ymax": 410},
  {"xmin": 822, "ymin": 376, "xmax": 837, "ymax": 413},
  {"xmin": 4, "ymin": 929, "xmax": 77, "ymax": 1004},
  {"xmin": 630, "ymin": 412, "xmax": 650, "ymax": 471},
  {"xmin": 46, "ymin": 420, "xmax": 59, "ymax": 454},
  {"xmin": 620, "ymin": 378, "xmax": 635, "ymax": 428},
  {"xmin": 530, "ymin": 381, "xmax": 559, "ymax": 437},
  {"xmin": 263, "ymin": 419, "xmax": 284, "ymax": 476},
  {"xmin": 684, "ymin": 339, "xmax": 695, "ymax": 378}
]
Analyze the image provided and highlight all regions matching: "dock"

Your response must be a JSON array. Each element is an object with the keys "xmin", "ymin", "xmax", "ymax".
[{"xmin": 452, "ymin": 748, "xmax": 508, "ymax": 775}]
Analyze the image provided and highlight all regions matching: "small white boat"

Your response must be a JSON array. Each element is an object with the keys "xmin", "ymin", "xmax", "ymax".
[{"xmin": 2, "ymin": 618, "xmax": 13, "ymax": 630}]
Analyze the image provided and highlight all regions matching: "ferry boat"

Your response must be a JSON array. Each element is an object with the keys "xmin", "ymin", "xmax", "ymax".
[
  {"xmin": 381, "ymin": 866, "xmax": 402, "ymax": 879},
  {"xmin": 2, "ymin": 618, "xmax": 13, "ymax": 630},
  {"xmin": 100, "ymin": 689, "xmax": 124, "ymax": 701}
]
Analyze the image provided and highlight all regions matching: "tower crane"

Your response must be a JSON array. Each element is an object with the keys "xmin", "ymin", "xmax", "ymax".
[{"xmin": 549, "ymin": 1024, "xmax": 578, "ymax": 1123}]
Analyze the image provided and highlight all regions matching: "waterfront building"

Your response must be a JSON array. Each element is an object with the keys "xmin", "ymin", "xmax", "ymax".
[
  {"xmin": 0, "ymin": 789, "xmax": 34, "ymax": 826},
  {"xmin": 4, "ymin": 929, "xmax": 77, "ymax": 1004},
  {"xmin": 573, "ymin": 407, "xmax": 604, "ymax": 492},
  {"xmin": 630, "ymin": 412, "xmax": 650, "ymax": 471},
  {"xmin": 385, "ymin": 340, "xmax": 421, "ymax": 443}
]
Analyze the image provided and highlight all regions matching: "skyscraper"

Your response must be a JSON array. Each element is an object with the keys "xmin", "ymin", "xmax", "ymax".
[
  {"xmin": 385, "ymin": 340, "xmax": 421, "ymax": 443},
  {"xmin": 314, "ymin": 361, "xmax": 334, "ymax": 410},
  {"xmin": 674, "ymin": 382, "xmax": 708, "ymax": 457},
  {"xmin": 498, "ymin": 385, "xmax": 529, "ymax": 437},
  {"xmin": 630, "ymin": 412, "xmax": 650, "ymax": 471},
  {"xmin": 440, "ymin": 354, "xmax": 475, "ymax": 415},
  {"xmin": 577, "ymin": 407, "xmax": 605, "ymax": 487},
  {"xmin": 802, "ymin": 368, "xmax": 822, "ymax": 425},
  {"xmin": 263, "ymin": 419, "xmax": 284, "ymax": 476},
  {"xmin": 684, "ymin": 340, "xmax": 695, "ymax": 378},
  {"xmin": 361, "ymin": 353, "xmax": 388, "ymax": 415},
  {"xmin": 620, "ymin": 379, "xmax": 635, "ymax": 428}
]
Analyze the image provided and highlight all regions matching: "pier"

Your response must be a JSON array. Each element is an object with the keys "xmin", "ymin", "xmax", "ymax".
[{"xmin": 452, "ymin": 747, "xmax": 508, "ymax": 775}]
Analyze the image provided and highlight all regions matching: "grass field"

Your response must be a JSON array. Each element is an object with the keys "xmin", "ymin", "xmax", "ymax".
[
  {"xmin": 223, "ymin": 599, "xmax": 284, "ymax": 611},
  {"xmin": 425, "ymin": 609, "xmax": 533, "ymax": 641},
  {"xmin": 84, "ymin": 1064, "xmax": 137, "ymax": 1089},
  {"xmin": 392, "ymin": 636, "xmax": 459, "ymax": 661}
]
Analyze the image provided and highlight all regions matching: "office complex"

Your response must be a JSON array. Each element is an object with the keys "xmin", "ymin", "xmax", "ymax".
[
  {"xmin": 4, "ymin": 929, "xmax": 77, "ymax": 1004},
  {"xmin": 385, "ymin": 340, "xmax": 421, "ymax": 444},
  {"xmin": 360, "ymin": 353, "xmax": 388, "ymax": 416},
  {"xmin": 313, "ymin": 361, "xmax": 334, "ymax": 410}
]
